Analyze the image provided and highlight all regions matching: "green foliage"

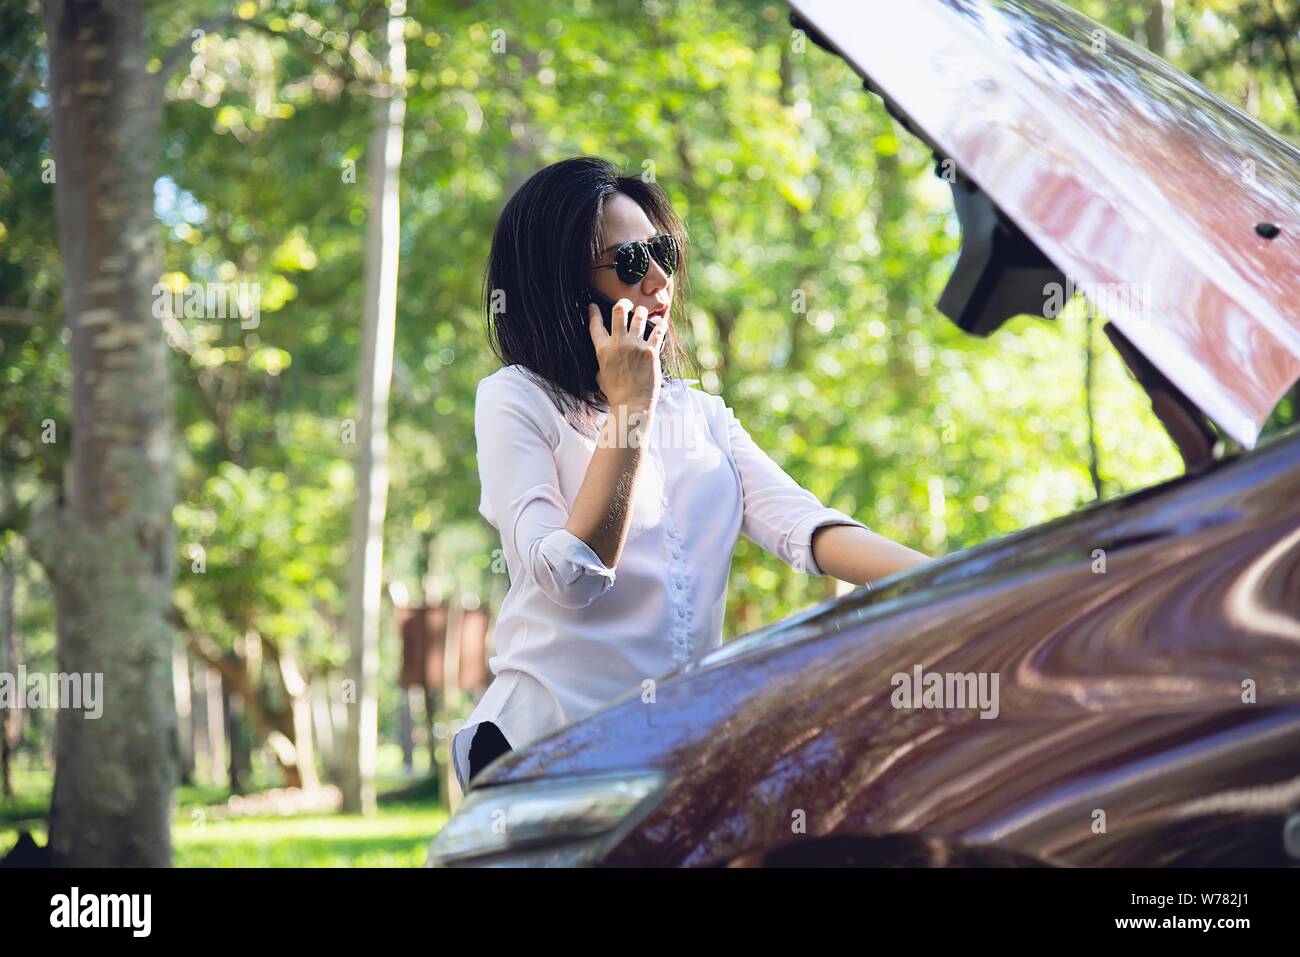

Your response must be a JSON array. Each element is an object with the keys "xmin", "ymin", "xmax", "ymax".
[{"xmin": 175, "ymin": 459, "xmax": 350, "ymax": 669}]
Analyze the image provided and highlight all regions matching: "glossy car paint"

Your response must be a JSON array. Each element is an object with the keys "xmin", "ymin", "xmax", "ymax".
[
  {"xmin": 788, "ymin": 0, "xmax": 1300, "ymax": 448},
  {"xmin": 477, "ymin": 430, "xmax": 1300, "ymax": 866}
]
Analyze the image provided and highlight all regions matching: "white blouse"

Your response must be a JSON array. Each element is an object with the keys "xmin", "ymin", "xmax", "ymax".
[{"xmin": 451, "ymin": 363, "xmax": 868, "ymax": 792}]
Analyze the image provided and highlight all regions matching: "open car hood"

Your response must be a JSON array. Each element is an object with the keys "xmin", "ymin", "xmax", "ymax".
[{"xmin": 788, "ymin": 0, "xmax": 1300, "ymax": 449}]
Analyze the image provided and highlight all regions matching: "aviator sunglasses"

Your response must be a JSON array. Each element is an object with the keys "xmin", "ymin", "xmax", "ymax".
[{"xmin": 592, "ymin": 233, "xmax": 680, "ymax": 285}]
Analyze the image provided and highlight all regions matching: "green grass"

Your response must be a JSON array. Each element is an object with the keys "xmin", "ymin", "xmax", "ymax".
[
  {"xmin": 1, "ymin": 746, "xmax": 450, "ymax": 867},
  {"xmin": 173, "ymin": 802, "xmax": 447, "ymax": 867},
  {"xmin": 0, "ymin": 765, "xmax": 52, "ymax": 832}
]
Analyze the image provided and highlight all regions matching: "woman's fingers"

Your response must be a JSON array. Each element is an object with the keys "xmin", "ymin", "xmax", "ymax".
[
  {"xmin": 627, "ymin": 304, "xmax": 648, "ymax": 342},
  {"xmin": 590, "ymin": 298, "xmax": 661, "ymax": 411},
  {"xmin": 588, "ymin": 302, "xmax": 610, "ymax": 345},
  {"xmin": 611, "ymin": 298, "xmax": 632, "ymax": 339}
]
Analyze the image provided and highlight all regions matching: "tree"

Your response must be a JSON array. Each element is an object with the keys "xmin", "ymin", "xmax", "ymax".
[
  {"xmin": 340, "ymin": 0, "xmax": 407, "ymax": 815},
  {"xmin": 0, "ymin": 525, "xmax": 19, "ymax": 798},
  {"xmin": 28, "ymin": 0, "xmax": 177, "ymax": 866}
]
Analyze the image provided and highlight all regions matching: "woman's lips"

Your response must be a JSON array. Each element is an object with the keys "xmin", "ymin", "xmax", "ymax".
[{"xmin": 643, "ymin": 307, "xmax": 667, "ymax": 340}]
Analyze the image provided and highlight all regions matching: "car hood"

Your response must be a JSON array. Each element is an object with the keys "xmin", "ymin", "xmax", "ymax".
[{"xmin": 787, "ymin": 0, "xmax": 1300, "ymax": 448}]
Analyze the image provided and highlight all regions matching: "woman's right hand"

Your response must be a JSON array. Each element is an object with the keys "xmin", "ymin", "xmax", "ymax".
[{"xmin": 588, "ymin": 299, "xmax": 665, "ymax": 412}]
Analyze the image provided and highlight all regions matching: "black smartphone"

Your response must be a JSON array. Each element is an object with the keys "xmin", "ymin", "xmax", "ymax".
[{"xmin": 585, "ymin": 288, "xmax": 656, "ymax": 340}]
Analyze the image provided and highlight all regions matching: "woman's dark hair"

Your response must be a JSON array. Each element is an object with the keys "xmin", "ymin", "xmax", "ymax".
[{"xmin": 483, "ymin": 156, "xmax": 695, "ymax": 431}]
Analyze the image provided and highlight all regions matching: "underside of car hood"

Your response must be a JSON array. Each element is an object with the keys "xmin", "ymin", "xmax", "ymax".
[{"xmin": 787, "ymin": 0, "xmax": 1300, "ymax": 452}]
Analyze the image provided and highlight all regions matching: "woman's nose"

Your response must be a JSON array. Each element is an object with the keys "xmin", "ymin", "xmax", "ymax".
[{"xmin": 642, "ymin": 258, "xmax": 670, "ymax": 293}]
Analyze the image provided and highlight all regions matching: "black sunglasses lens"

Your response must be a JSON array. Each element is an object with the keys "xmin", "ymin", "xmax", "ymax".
[
  {"xmin": 609, "ymin": 235, "xmax": 677, "ymax": 284},
  {"xmin": 615, "ymin": 241, "xmax": 650, "ymax": 284},
  {"xmin": 649, "ymin": 235, "xmax": 678, "ymax": 275}
]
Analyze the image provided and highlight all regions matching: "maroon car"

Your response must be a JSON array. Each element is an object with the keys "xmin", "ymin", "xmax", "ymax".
[{"xmin": 429, "ymin": 0, "xmax": 1300, "ymax": 867}]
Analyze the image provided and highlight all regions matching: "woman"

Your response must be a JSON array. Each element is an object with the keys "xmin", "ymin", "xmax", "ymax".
[{"xmin": 453, "ymin": 156, "xmax": 930, "ymax": 793}]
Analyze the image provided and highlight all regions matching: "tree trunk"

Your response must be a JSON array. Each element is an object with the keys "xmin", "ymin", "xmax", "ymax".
[
  {"xmin": 223, "ymin": 659, "xmax": 249, "ymax": 793},
  {"xmin": 204, "ymin": 665, "xmax": 227, "ymax": 787},
  {"xmin": 427, "ymin": 687, "xmax": 448, "ymax": 806},
  {"xmin": 398, "ymin": 687, "xmax": 414, "ymax": 774},
  {"xmin": 278, "ymin": 651, "xmax": 319, "ymax": 791},
  {"xmin": 1085, "ymin": 312, "xmax": 1102, "ymax": 499},
  {"xmin": 1, "ymin": 533, "xmax": 19, "ymax": 798},
  {"xmin": 173, "ymin": 643, "xmax": 194, "ymax": 784},
  {"xmin": 341, "ymin": 0, "xmax": 406, "ymax": 815},
  {"xmin": 1145, "ymin": 0, "xmax": 1170, "ymax": 58},
  {"xmin": 186, "ymin": 630, "xmax": 313, "ymax": 789},
  {"xmin": 312, "ymin": 679, "xmax": 338, "ymax": 779},
  {"xmin": 30, "ymin": 0, "xmax": 177, "ymax": 867}
]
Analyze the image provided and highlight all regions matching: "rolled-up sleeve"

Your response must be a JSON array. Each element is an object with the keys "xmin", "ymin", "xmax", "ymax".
[
  {"xmin": 723, "ymin": 402, "xmax": 869, "ymax": 576},
  {"xmin": 475, "ymin": 374, "xmax": 616, "ymax": 609},
  {"xmin": 531, "ymin": 528, "xmax": 617, "ymax": 607}
]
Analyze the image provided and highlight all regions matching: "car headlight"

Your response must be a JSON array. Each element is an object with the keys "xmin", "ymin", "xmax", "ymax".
[{"xmin": 426, "ymin": 770, "xmax": 668, "ymax": 867}]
